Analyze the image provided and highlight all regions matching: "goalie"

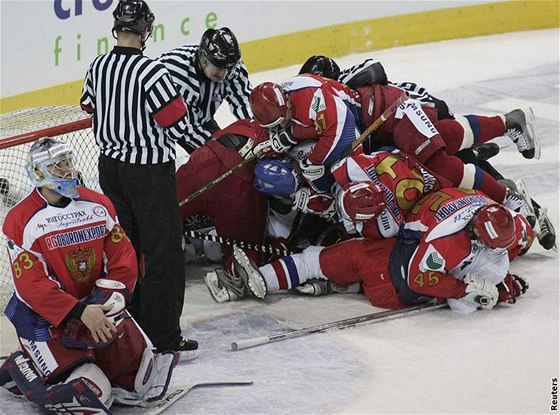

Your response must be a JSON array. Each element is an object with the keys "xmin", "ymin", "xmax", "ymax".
[{"xmin": 0, "ymin": 138, "xmax": 178, "ymax": 414}]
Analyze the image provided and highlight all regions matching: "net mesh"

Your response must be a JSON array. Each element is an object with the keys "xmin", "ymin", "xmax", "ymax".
[{"xmin": 0, "ymin": 106, "xmax": 98, "ymax": 309}]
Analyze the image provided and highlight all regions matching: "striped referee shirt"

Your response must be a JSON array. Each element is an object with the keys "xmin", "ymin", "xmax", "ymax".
[
  {"xmin": 158, "ymin": 44, "xmax": 252, "ymax": 153},
  {"xmin": 339, "ymin": 58, "xmax": 448, "ymax": 109},
  {"xmin": 80, "ymin": 46, "xmax": 189, "ymax": 165}
]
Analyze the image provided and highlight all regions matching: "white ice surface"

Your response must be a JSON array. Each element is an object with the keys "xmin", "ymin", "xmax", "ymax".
[{"xmin": 1, "ymin": 29, "xmax": 559, "ymax": 414}]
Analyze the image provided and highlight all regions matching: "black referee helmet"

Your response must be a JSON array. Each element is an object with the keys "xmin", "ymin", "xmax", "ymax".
[
  {"xmin": 299, "ymin": 55, "xmax": 341, "ymax": 80},
  {"xmin": 112, "ymin": 0, "xmax": 155, "ymax": 37},
  {"xmin": 199, "ymin": 27, "xmax": 241, "ymax": 69}
]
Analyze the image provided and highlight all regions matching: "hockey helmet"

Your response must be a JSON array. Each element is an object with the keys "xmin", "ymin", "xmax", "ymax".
[
  {"xmin": 471, "ymin": 204, "xmax": 516, "ymax": 250},
  {"xmin": 339, "ymin": 181, "xmax": 387, "ymax": 222},
  {"xmin": 199, "ymin": 27, "xmax": 241, "ymax": 69},
  {"xmin": 112, "ymin": 0, "xmax": 155, "ymax": 37},
  {"xmin": 25, "ymin": 138, "xmax": 79, "ymax": 199},
  {"xmin": 250, "ymin": 82, "xmax": 291, "ymax": 129},
  {"xmin": 254, "ymin": 158, "xmax": 302, "ymax": 196},
  {"xmin": 299, "ymin": 55, "xmax": 341, "ymax": 80}
]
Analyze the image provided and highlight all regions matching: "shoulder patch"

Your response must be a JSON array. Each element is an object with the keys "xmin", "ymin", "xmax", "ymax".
[{"xmin": 419, "ymin": 244, "xmax": 446, "ymax": 272}]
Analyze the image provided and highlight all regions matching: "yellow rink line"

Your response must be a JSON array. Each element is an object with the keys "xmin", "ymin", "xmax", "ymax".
[{"xmin": 1, "ymin": 0, "xmax": 558, "ymax": 114}]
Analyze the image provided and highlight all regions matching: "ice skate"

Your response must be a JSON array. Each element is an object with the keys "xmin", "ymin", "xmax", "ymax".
[
  {"xmin": 295, "ymin": 279, "xmax": 356, "ymax": 296},
  {"xmin": 533, "ymin": 205, "xmax": 557, "ymax": 252},
  {"xmin": 232, "ymin": 246, "xmax": 268, "ymax": 299},
  {"xmin": 295, "ymin": 279, "xmax": 335, "ymax": 296},
  {"xmin": 204, "ymin": 268, "xmax": 246, "ymax": 303},
  {"xmin": 501, "ymin": 179, "xmax": 537, "ymax": 228},
  {"xmin": 504, "ymin": 108, "xmax": 540, "ymax": 159},
  {"xmin": 472, "ymin": 142, "xmax": 500, "ymax": 161}
]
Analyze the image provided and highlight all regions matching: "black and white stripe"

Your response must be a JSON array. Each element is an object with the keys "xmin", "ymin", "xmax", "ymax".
[
  {"xmin": 81, "ymin": 47, "xmax": 188, "ymax": 164},
  {"xmin": 158, "ymin": 45, "xmax": 252, "ymax": 152},
  {"xmin": 340, "ymin": 58, "xmax": 436, "ymax": 98}
]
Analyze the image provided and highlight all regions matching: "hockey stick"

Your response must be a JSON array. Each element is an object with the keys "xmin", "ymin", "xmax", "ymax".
[
  {"xmin": 179, "ymin": 150, "xmax": 263, "ymax": 207},
  {"xmin": 179, "ymin": 92, "xmax": 408, "ymax": 207},
  {"xmin": 143, "ymin": 381, "xmax": 253, "ymax": 415},
  {"xmin": 231, "ymin": 302, "xmax": 446, "ymax": 351},
  {"xmin": 185, "ymin": 229, "xmax": 291, "ymax": 257},
  {"xmin": 333, "ymin": 91, "xmax": 407, "ymax": 163}
]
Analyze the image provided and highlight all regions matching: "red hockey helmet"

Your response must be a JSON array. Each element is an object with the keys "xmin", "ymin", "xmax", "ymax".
[
  {"xmin": 340, "ymin": 181, "xmax": 387, "ymax": 222},
  {"xmin": 250, "ymin": 82, "xmax": 290, "ymax": 129},
  {"xmin": 471, "ymin": 204, "xmax": 516, "ymax": 250}
]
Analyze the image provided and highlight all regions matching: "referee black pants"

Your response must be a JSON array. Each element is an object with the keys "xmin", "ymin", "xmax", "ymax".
[{"xmin": 98, "ymin": 155, "xmax": 185, "ymax": 348}]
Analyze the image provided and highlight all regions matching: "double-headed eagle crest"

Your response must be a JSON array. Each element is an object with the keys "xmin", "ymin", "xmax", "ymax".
[{"xmin": 64, "ymin": 246, "xmax": 96, "ymax": 283}]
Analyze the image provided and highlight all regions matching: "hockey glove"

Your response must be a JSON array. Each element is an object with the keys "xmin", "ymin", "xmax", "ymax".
[
  {"xmin": 249, "ymin": 139, "xmax": 273, "ymax": 159},
  {"xmin": 497, "ymin": 273, "xmax": 529, "ymax": 304},
  {"xmin": 270, "ymin": 127, "xmax": 297, "ymax": 154},
  {"xmin": 461, "ymin": 274, "xmax": 499, "ymax": 310},
  {"xmin": 298, "ymin": 157, "xmax": 326, "ymax": 183},
  {"xmin": 63, "ymin": 279, "xmax": 130, "ymax": 349},
  {"xmin": 293, "ymin": 187, "xmax": 337, "ymax": 220}
]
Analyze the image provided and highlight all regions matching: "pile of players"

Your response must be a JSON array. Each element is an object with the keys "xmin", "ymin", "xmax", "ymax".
[
  {"xmin": 0, "ymin": 12, "xmax": 556, "ymax": 413},
  {"xmin": 184, "ymin": 55, "xmax": 556, "ymax": 314}
]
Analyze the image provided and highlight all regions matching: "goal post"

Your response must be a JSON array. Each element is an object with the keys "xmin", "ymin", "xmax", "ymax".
[{"xmin": 0, "ymin": 106, "xmax": 98, "ymax": 309}]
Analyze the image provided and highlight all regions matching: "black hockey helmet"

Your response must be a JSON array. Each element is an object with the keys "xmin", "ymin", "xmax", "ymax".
[
  {"xmin": 112, "ymin": 0, "xmax": 155, "ymax": 36},
  {"xmin": 199, "ymin": 27, "xmax": 241, "ymax": 69},
  {"xmin": 299, "ymin": 55, "xmax": 341, "ymax": 80}
]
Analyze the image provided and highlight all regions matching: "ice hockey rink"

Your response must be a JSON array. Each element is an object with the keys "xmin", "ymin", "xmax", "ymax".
[{"xmin": 1, "ymin": 28, "xmax": 559, "ymax": 414}]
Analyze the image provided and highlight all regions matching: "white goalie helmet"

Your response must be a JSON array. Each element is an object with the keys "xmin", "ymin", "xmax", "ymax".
[{"xmin": 25, "ymin": 138, "xmax": 79, "ymax": 198}]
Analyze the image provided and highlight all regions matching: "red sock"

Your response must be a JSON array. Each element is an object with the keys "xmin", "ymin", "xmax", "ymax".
[{"xmin": 437, "ymin": 115, "xmax": 505, "ymax": 154}]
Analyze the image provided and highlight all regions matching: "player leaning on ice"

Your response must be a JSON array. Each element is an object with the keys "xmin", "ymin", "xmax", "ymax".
[
  {"xmin": 230, "ymin": 185, "xmax": 533, "ymax": 314},
  {"xmin": 0, "ymin": 139, "xmax": 180, "ymax": 413}
]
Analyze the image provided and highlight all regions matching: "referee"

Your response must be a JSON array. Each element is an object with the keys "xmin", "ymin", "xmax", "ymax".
[
  {"xmin": 80, "ymin": 0, "xmax": 197, "ymax": 357},
  {"xmin": 159, "ymin": 27, "xmax": 253, "ymax": 154}
]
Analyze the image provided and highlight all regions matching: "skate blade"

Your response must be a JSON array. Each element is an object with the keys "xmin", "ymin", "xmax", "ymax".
[{"xmin": 525, "ymin": 107, "xmax": 541, "ymax": 160}]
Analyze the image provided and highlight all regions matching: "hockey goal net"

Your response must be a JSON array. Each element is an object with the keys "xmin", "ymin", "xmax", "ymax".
[{"xmin": 0, "ymin": 106, "xmax": 98, "ymax": 310}]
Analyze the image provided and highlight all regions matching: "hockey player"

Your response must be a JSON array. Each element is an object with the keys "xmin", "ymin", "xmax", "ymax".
[
  {"xmin": 229, "ymin": 188, "xmax": 532, "ymax": 313},
  {"xmin": 177, "ymin": 119, "xmax": 271, "ymax": 302},
  {"xmin": 250, "ymin": 76, "xmax": 364, "ymax": 192},
  {"xmin": 249, "ymin": 74, "xmax": 539, "ymax": 227},
  {"xmin": 159, "ymin": 27, "xmax": 253, "ymax": 154},
  {"xmin": 248, "ymin": 147, "xmax": 447, "ymax": 251},
  {"xmin": 301, "ymin": 55, "xmax": 455, "ymax": 120},
  {"xmin": 202, "ymin": 141, "xmax": 345, "ymax": 304},
  {"xmin": 330, "ymin": 148, "xmax": 453, "ymax": 240},
  {"xmin": 0, "ymin": 138, "xmax": 178, "ymax": 413}
]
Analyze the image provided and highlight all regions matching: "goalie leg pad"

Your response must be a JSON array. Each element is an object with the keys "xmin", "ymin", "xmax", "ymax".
[
  {"xmin": 64, "ymin": 363, "xmax": 113, "ymax": 408},
  {"xmin": 113, "ymin": 347, "xmax": 178, "ymax": 405},
  {"xmin": 0, "ymin": 356, "xmax": 23, "ymax": 396},
  {"xmin": 1, "ymin": 351, "xmax": 112, "ymax": 414}
]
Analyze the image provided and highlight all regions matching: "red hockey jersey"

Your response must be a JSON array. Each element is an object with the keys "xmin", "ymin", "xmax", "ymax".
[
  {"xmin": 3, "ymin": 187, "xmax": 137, "ymax": 333},
  {"xmin": 331, "ymin": 149, "xmax": 452, "ymax": 239},
  {"xmin": 281, "ymin": 74, "xmax": 362, "ymax": 166},
  {"xmin": 402, "ymin": 188, "xmax": 532, "ymax": 309}
]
